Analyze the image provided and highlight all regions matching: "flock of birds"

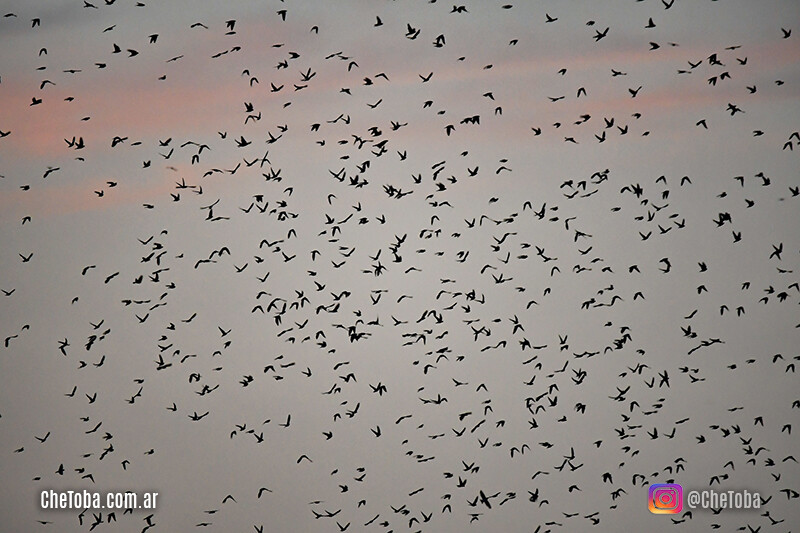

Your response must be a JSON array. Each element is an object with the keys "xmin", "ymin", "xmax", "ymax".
[{"xmin": 1, "ymin": 1, "xmax": 798, "ymax": 532}]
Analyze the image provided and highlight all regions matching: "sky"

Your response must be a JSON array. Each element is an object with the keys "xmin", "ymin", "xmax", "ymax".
[{"xmin": 1, "ymin": 1, "xmax": 799, "ymax": 532}]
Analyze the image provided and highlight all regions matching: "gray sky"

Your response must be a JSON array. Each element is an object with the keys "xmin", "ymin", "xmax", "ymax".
[{"xmin": 1, "ymin": 1, "xmax": 799, "ymax": 532}]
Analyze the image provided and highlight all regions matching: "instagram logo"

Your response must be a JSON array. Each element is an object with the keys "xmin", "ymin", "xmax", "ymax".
[{"xmin": 648, "ymin": 484, "xmax": 683, "ymax": 514}]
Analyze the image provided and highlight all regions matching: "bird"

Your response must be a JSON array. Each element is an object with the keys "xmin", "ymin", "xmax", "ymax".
[{"xmin": 0, "ymin": 4, "xmax": 795, "ymax": 533}]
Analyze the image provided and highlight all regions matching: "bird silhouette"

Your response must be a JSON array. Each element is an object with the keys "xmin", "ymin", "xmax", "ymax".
[{"xmin": 0, "ymin": 3, "xmax": 796, "ymax": 533}]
